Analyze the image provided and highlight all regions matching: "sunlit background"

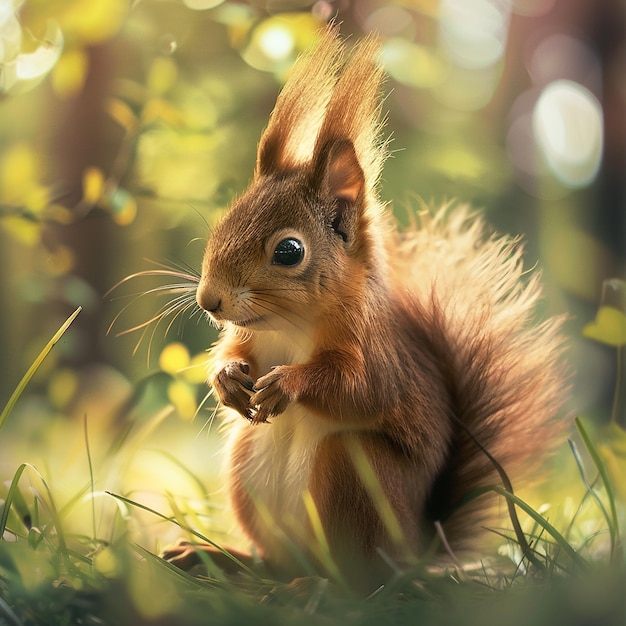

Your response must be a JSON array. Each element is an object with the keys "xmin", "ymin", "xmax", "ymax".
[{"xmin": 0, "ymin": 0, "xmax": 624, "ymax": 552}]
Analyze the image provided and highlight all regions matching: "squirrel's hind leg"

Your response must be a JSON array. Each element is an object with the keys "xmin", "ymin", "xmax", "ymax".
[{"xmin": 309, "ymin": 432, "xmax": 425, "ymax": 590}]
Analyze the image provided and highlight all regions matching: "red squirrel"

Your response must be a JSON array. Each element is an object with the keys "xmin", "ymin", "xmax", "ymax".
[{"xmin": 163, "ymin": 27, "xmax": 567, "ymax": 590}]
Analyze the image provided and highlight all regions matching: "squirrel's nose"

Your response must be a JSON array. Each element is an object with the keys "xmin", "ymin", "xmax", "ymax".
[{"xmin": 196, "ymin": 287, "xmax": 221, "ymax": 314}]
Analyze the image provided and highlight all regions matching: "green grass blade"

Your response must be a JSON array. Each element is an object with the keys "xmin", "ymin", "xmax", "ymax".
[
  {"xmin": 83, "ymin": 415, "xmax": 97, "ymax": 541},
  {"xmin": 0, "ymin": 306, "xmax": 82, "ymax": 432},
  {"xmin": 568, "ymin": 438, "xmax": 613, "ymax": 543},
  {"xmin": 0, "ymin": 460, "xmax": 77, "ymax": 593},
  {"xmin": 0, "ymin": 463, "xmax": 68, "ymax": 559},
  {"xmin": 105, "ymin": 491, "xmax": 259, "ymax": 578},
  {"xmin": 489, "ymin": 485, "xmax": 590, "ymax": 573},
  {"xmin": 131, "ymin": 543, "xmax": 224, "ymax": 591},
  {"xmin": 575, "ymin": 416, "xmax": 620, "ymax": 560},
  {"xmin": 0, "ymin": 595, "xmax": 22, "ymax": 626},
  {"xmin": 0, "ymin": 464, "xmax": 29, "ymax": 539}
]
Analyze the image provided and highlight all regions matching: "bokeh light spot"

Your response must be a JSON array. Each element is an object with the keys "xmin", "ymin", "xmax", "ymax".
[
  {"xmin": 241, "ymin": 14, "xmax": 320, "ymax": 73},
  {"xmin": 533, "ymin": 79, "xmax": 603, "ymax": 187},
  {"xmin": 365, "ymin": 6, "xmax": 414, "ymax": 36},
  {"xmin": 183, "ymin": 0, "xmax": 224, "ymax": 10},
  {"xmin": 439, "ymin": 0, "xmax": 511, "ymax": 70},
  {"xmin": 0, "ymin": 5, "xmax": 23, "ymax": 64},
  {"xmin": 258, "ymin": 24, "xmax": 295, "ymax": 61},
  {"xmin": 381, "ymin": 38, "xmax": 444, "ymax": 89}
]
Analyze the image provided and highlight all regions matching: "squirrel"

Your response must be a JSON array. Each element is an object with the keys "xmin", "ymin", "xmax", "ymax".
[{"xmin": 163, "ymin": 26, "xmax": 567, "ymax": 591}]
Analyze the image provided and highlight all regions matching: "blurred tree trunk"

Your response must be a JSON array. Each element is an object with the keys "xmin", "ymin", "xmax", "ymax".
[
  {"xmin": 591, "ymin": 0, "xmax": 626, "ymax": 266},
  {"xmin": 46, "ymin": 42, "xmax": 125, "ymax": 367}
]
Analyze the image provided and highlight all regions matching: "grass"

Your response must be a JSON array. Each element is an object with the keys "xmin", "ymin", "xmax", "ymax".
[{"xmin": 0, "ymin": 310, "xmax": 625, "ymax": 625}]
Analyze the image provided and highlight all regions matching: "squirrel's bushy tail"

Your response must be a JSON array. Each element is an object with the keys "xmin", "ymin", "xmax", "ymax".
[{"xmin": 396, "ymin": 205, "xmax": 568, "ymax": 549}]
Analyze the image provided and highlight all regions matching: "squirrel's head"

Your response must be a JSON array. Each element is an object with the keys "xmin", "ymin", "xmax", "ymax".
[{"xmin": 196, "ymin": 27, "xmax": 388, "ymax": 332}]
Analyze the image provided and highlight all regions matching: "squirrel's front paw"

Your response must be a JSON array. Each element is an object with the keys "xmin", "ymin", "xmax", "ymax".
[
  {"xmin": 213, "ymin": 360, "xmax": 254, "ymax": 420},
  {"xmin": 250, "ymin": 366, "xmax": 293, "ymax": 424}
]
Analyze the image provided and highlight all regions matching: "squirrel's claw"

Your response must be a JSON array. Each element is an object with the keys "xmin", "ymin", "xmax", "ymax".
[
  {"xmin": 214, "ymin": 360, "xmax": 255, "ymax": 420},
  {"xmin": 251, "ymin": 366, "xmax": 291, "ymax": 422}
]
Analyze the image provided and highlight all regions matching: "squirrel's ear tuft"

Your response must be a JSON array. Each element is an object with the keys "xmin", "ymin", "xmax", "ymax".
[
  {"xmin": 255, "ymin": 27, "xmax": 343, "ymax": 178},
  {"xmin": 254, "ymin": 26, "xmax": 385, "ymax": 187},
  {"xmin": 310, "ymin": 33, "xmax": 386, "ymax": 201},
  {"xmin": 316, "ymin": 139, "xmax": 364, "ymax": 204}
]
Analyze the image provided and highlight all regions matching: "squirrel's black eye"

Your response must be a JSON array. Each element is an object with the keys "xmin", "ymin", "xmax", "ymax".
[{"xmin": 272, "ymin": 238, "xmax": 304, "ymax": 266}]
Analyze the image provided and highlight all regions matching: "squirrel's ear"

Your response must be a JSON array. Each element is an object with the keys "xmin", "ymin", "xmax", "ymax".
[
  {"xmin": 316, "ymin": 139, "xmax": 365, "ymax": 204},
  {"xmin": 256, "ymin": 134, "xmax": 282, "ymax": 177}
]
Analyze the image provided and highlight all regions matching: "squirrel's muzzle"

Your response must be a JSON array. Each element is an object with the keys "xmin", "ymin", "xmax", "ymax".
[{"xmin": 196, "ymin": 283, "xmax": 221, "ymax": 314}]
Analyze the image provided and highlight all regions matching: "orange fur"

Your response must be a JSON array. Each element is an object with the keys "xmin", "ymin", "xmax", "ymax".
[{"xmin": 170, "ymin": 27, "xmax": 568, "ymax": 590}]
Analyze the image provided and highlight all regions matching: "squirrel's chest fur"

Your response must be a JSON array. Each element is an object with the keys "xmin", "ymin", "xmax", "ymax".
[{"xmin": 222, "ymin": 330, "xmax": 351, "ymax": 561}]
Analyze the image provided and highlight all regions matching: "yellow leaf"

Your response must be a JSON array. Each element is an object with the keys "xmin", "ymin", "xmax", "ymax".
[
  {"xmin": 106, "ymin": 187, "xmax": 137, "ymax": 225},
  {"xmin": 167, "ymin": 379, "xmax": 198, "ymax": 421},
  {"xmin": 159, "ymin": 342, "xmax": 190, "ymax": 374},
  {"xmin": 82, "ymin": 167, "xmax": 105, "ymax": 204},
  {"xmin": 147, "ymin": 56, "xmax": 178, "ymax": 95},
  {"xmin": 58, "ymin": 0, "xmax": 127, "ymax": 44},
  {"xmin": 106, "ymin": 97, "xmax": 137, "ymax": 133},
  {"xmin": 112, "ymin": 196, "xmax": 136, "ymax": 225},
  {"xmin": 1, "ymin": 217, "xmax": 40, "ymax": 246},
  {"xmin": 52, "ymin": 48, "xmax": 88, "ymax": 98},
  {"xmin": 24, "ymin": 185, "xmax": 49, "ymax": 214},
  {"xmin": 140, "ymin": 98, "xmax": 186, "ymax": 126},
  {"xmin": 47, "ymin": 204, "xmax": 74, "ymax": 224},
  {"xmin": 1, "ymin": 144, "xmax": 39, "ymax": 201},
  {"xmin": 583, "ymin": 306, "xmax": 626, "ymax": 347}
]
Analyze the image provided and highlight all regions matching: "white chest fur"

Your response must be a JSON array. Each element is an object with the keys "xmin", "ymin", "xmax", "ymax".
[
  {"xmin": 226, "ymin": 402, "xmax": 336, "ymax": 521},
  {"xmin": 221, "ymin": 328, "xmax": 346, "ymax": 560}
]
